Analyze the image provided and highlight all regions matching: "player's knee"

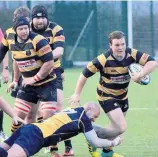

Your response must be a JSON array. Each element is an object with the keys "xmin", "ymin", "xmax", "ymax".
[
  {"xmin": 116, "ymin": 123, "xmax": 127, "ymax": 135},
  {"xmin": 25, "ymin": 114, "xmax": 33, "ymax": 123},
  {"xmin": 41, "ymin": 102, "xmax": 57, "ymax": 119},
  {"xmin": 57, "ymin": 89, "xmax": 63, "ymax": 111},
  {"xmin": 43, "ymin": 110, "xmax": 55, "ymax": 119},
  {"xmin": 0, "ymin": 147, "xmax": 8, "ymax": 157},
  {"xmin": 57, "ymin": 101, "xmax": 63, "ymax": 112}
]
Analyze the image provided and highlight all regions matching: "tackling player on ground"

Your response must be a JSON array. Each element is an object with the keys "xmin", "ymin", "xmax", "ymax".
[{"xmin": 0, "ymin": 102, "xmax": 122, "ymax": 157}]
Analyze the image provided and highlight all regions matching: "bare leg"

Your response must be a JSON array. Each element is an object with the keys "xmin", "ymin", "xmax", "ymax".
[
  {"xmin": 7, "ymin": 144, "xmax": 27, "ymax": 157},
  {"xmin": 0, "ymin": 142, "xmax": 10, "ymax": 151},
  {"xmin": 93, "ymin": 108, "xmax": 127, "ymax": 138},
  {"xmin": 25, "ymin": 102, "xmax": 39, "ymax": 123},
  {"xmin": 41, "ymin": 101, "xmax": 57, "ymax": 119},
  {"xmin": 56, "ymin": 89, "xmax": 63, "ymax": 112}
]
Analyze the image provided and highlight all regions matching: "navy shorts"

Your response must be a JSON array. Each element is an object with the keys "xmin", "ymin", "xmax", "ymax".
[
  {"xmin": 4, "ymin": 124, "xmax": 43, "ymax": 157},
  {"xmin": 16, "ymin": 80, "xmax": 57, "ymax": 104},
  {"xmin": 54, "ymin": 67, "xmax": 64, "ymax": 90},
  {"xmin": 99, "ymin": 99, "xmax": 129, "ymax": 113}
]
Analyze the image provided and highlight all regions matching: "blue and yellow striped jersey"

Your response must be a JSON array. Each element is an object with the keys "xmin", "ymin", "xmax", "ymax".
[
  {"xmin": 33, "ymin": 107, "xmax": 92, "ymax": 146},
  {"xmin": 31, "ymin": 21, "xmax": 65, "ymax": 69},
  {"xmin": 83, "ymin": 48, "xmax": 155, "ymax": 102}
]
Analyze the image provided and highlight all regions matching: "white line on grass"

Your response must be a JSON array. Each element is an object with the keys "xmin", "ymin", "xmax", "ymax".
[{"xmin": 129, "ymin": 107, "xmax": 158, "ymax": 110}]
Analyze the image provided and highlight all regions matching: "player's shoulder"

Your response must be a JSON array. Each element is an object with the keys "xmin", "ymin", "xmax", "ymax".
[
  {"xmin": 74, "ymin": 106, "xmax": 84, "ymax": 113},
  {"xmin": 126, "ymin": 47, "xmax": 137, "ymax": 55},
  {"xmin": 49, "ymin": 21, "xmax": 63, "ymax": 30},
  {"xmin": 30, "ymin": 32, "xmax": 46, "ymax": 41},
  {"xmin": 5, "ymin": 27, "xmax": 15, "ymax": 35},
  {"xmin": 99, "ymin": 49, "xmax": 112, "ymax": 61}
]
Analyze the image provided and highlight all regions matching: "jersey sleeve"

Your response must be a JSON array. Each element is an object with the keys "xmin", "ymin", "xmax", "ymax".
[
  {"xmin": 80, "ymin": 113, "xmax": 93, "ymax": 133},
  {"xmin": 82, "ymin": 54, "xmax": 106, "ymax": 78},
  {"xmin": 0, "ymin": 31, "xmax": 9, "ymax": 63},
  {"xmin": 35, "ymin": 35, "xmax": 53, "ymax": 63},
  {"xmin": 131, "ymin": 49, "xmax": 155, "ymax": 66},
  {"xmin": 52, "ymin": 25, "xmax": 65, "ymax": 49}
]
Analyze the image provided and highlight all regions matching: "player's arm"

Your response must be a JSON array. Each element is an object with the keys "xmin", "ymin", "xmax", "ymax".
[
  {"xmin": 23, "ymin": 39, "xmax": 54, "ymax": 86},
  {"xmin": 140, "ymin": 60, "xmax": 158, "ymax": 78},
  {"xmin": 22, "ymin": 37, "xmax": 54, "ymax": 87},
  {"xmin": 69, "ymin": 54, "xmax": 106, "ymax": 106},
  {"xmin": 7, "ymin": 60, "xmax": 20, "ymax": 93},
  {"xmin": 0, "ymin": 97, "xmax": 25, "ymax": 124},
  {"xmin": 13, "ymin": 60, "xmax": 20, "ymax": 82},
  {"xmin": 36, "ymin": 38, "xmax": 54, "ymax": 79},
  {"xmin": 2, "ymin": 52, "xmax": 9, "ymax": 83},
  {"xmin": 0, "ymin": 29, "xmax": 10, "ymax": 63},
  {"xmin": 0, "ymin": 41, "xmax": 9, "ymax": 64},
  {"xmin": 0, "ymin": 97, "xmax": 15, "ymax": 118},
  {"xmin": 0, "ymin": 29, "xmax": 9, "ymax": 83},
  {"xmin": 53, "ymin": 47, "xmax": 64, "ymax": 59},
  {"xmin": 52, "ymin": 25, "xmax": 65, "ymax": 59},
  {"xmin": 84, "ymin": 129, "xmax": 121, "ymax": 148},
  {"xmin": 131, "ymin": 49, "xmax": 158, "ymax": 80}
]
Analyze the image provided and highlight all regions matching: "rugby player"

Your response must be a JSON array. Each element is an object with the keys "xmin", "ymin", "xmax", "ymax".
[
  {"xmin": 0, "ymin": 28, "xmax": 9, "ymax": 142},
  {"xmin": 31, "ymin": 5, "xmax": 73, "ymax": 156},
  {"xmin": 0, "ymin": 16, "xmax": 57, "ymax": 135},
  {"xmin": 68, "ymin": 31, "xmax": 158, "ymax": 157},
  {"xmin": 0, "ymin": 102, "xmax": 122, "ymax": 157}
]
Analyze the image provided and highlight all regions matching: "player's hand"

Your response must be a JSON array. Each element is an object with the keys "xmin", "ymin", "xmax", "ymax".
[
  {"xmin": 68, "ymin": 94, "xmax": 80, "ymax": 107},
  {"xmin": 22, "ymin": 77, "xmax": 36, "ymax": 87},
  {"xmin": 130, "ymin": 72, "xmax": 143, "ymax": 83},
  {"xmin": 2, "ymin": 69, "xmax": 9, "ymax": 84},
  {"xmin": 112, "ymin": 136, "xmax": 122, "ymax": 147},
  {"xmin": 7, "ymin": 81, "xmax": 18, "ymax": 93},
  {"xmin": 12, "ymin": 116, "xmax": 26, "ymax": 125}
]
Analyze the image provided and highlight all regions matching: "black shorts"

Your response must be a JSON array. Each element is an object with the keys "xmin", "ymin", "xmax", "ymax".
[
  {"xmin": 16, "ymin": 80, "xmax": 57, "ymax": 104},
  {"xmin": 4, "ymin": 124, "xmax": 43, "ymax": 157},
  {"xmin": 54, "ymin": 67, "xmax": 64, "ymax": 90},
  {"xmin": 99, "ymin": 99, "xmax": 129, "ymax": 113}
]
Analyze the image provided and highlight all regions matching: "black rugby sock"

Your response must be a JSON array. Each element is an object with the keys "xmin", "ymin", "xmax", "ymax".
[{"xmin": 0, "ymin": 110, "xmax": 4, "ymax": 131}]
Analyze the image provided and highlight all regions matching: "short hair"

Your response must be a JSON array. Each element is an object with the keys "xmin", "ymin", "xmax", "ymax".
[
  {"xmin": 13, "ymin": 6, "xmax": 30, "ymax": 20},
  {"xmin": 108, "ymin": 31, "xmax": 125, "ymax": 44}
]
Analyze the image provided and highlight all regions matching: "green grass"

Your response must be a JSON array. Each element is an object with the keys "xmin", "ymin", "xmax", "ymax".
[{"xmin": 1, "ymin": 68, "xmax": 158, "ymax": 157}]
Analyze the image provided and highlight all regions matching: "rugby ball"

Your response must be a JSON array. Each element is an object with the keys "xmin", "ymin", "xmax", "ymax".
[{"xmin": 128, "ymin": 63, "xmax": 150, "ymax": 85}]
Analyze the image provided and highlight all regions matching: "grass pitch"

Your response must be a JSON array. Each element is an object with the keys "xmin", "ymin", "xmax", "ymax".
[{"xmin": 1, "ymin": 68, "xmax": 158, "ymax": 157}]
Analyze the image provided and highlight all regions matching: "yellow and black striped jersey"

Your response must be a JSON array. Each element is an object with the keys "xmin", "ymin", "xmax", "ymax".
[
  {"xmin": 33, "ymin": 107, "xmax": 92, "ymax": 146},
  {"xmin": 0, "ymin": 27, "xmax": 15, "ymax": 63},
  {"xmin": 1, "ymin": 31, "xmax": 56, "ymax": 86},
  {"xmin": 83, "ymin": 48, "xmax": 155, "ymax": 102},
  {"xmin": 2, "ymin": 27, "xmax": 15, "ymax": 48},
  {"xmin": 31, "ymin": 21, "xmax": 65, "ymax": 69},
  {"xmin": 0, "ymin": 28, "xmax": 4, "ymax": 42}
]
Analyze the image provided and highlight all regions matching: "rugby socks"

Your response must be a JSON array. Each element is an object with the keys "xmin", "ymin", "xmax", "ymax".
[
  {"xmin": 0, "ymin": 147, "xmax": 8, "ymax": 157},
  {"xmin": 50, "ymin": 145, "xmax": 58, "ymax": 154},
  {"xmin": 11, "ymin": 121, "xmax": 23, "ymax": 133},
  {"xmin": 64, "ymin": 139, "xmax": 72, "ymax": 148},
  {"xmin": 0, "ymin": 110, "xmax": 4, "ymax": 131},
  {"xmin": 101, "ymin": 147, "xmax": 114, "ymax": 157},
  {"xmin": 37, "ymin": 116, "xmax": 43, "ymax": 123}
]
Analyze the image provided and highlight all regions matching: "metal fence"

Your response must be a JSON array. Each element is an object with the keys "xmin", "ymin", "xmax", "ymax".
[{"xmin": 0, "ymin": 1, "xmax": 158, "ymax": 67}]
